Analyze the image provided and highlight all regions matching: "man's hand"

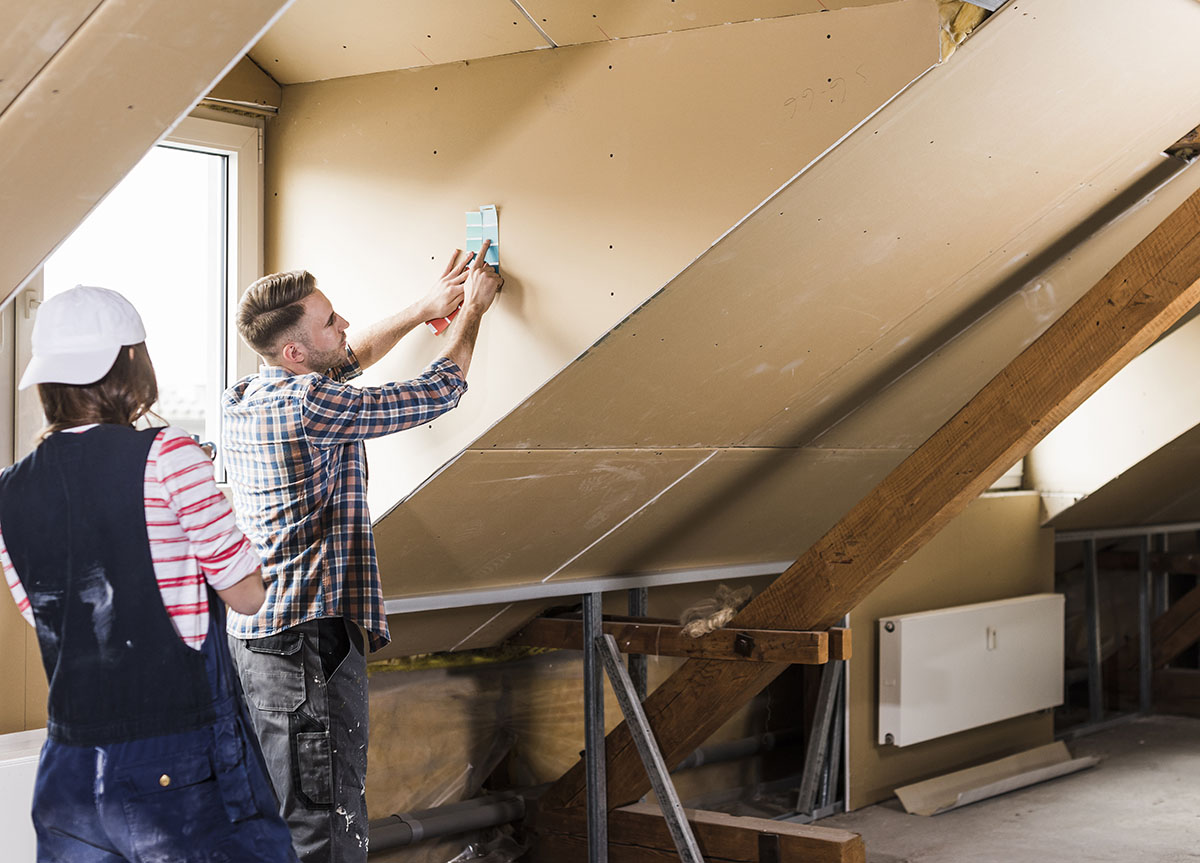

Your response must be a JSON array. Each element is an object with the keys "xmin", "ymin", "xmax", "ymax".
[
  {"xmin": 463, "ymin": 239, "xmax": 503, "ymax": 314},
  {"xmin": 420, "ymin": 249, "xmax": 472, "ymax": 320}
]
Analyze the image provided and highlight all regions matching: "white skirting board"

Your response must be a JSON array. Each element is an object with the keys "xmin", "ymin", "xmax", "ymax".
[
  {"xmin": 894, "ymin": 741, "xmax": 1098, "ymax": 816},
  {"xmin": 0, "ymin": 728, "xmax": 46, "ymax": 861},
  {"xmin": 879, "ymin": 593, "xmax": 1064, "ymax": 747}
]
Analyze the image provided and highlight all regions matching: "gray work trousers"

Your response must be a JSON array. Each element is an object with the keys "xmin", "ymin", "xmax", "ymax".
[{"xmin": 229, "ymin": 618, "xmax": 369, "ymax": 863}]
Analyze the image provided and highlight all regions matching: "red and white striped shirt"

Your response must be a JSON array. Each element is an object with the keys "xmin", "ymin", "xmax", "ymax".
[{"xmin": 0, "ymin": 426, "xmax": 261, "ymax": 649}]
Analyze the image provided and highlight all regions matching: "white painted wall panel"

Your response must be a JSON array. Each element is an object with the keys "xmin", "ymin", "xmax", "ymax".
[
  {"xmin": 0, "ymin": 728, "xmax": 46, "ymax": 861},
  {"xmin": 878, "ymin": 594, "xmax": 1063, "ymax": 748}
]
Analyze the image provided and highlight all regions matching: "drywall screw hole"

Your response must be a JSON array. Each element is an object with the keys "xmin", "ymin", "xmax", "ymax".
[
  {"xmin": 610, "ymin": 292, "xmax": 614, "ymax": 296},
  {"xmin": 433, "ymin": 150, "xmax": 437, "ymax": 154},
  {"xmin": 127, "ymin": 105, "xmax": 134, "ymax": 109},
  {"xmin": 609, "ymin": 244, "xmax": 613, "ymax": 249},
  {"xmin": 434, "ymin": 86, "xmax": 438, "ymax": 91},
  {"xmin": 827, "ymin": 34, "xmax": 832, "ymax": 38}
]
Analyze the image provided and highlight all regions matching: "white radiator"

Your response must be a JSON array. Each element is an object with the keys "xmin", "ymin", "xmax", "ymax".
[
  {"xmin": 878, "ymin": 594, "xmax": 1064, "ymax": 747},
  {"xmin": 0, "ymin": 728, "xmax": 45, "ymax": 861}
]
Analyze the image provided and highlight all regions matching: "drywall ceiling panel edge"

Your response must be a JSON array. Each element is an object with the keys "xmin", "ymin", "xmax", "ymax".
[
  {"xmin": 470, "ymin": 0, "xmax": 1200, "ymax": 452},
  {"xmin": 248, "ymin": 0, "xmax": 549, "ymax": 84},
  {"xmin": 526, "ymin": 0, "xmax": 909, "ymax": 47},
  {"xmin": 0, "ymin": 0, "xmax": 294, "ymax": 308},
  {"xmin": 554, "ymin": 447, "xmax": 910, "ymax": 580},
  {"xmin": 373, "ymin": 449, "xmax": 716, "ymax": 597},
  {"xmin": 812, "ymin": 158, "xmax": 1200, "ymax": 450},
  {"xmin": 1046, "ymin": 425, "xmax": 1200, "ymax": 531},
  {"xmin": 0, "ymin": 0, "xmax": 102, "ymax": 117}
]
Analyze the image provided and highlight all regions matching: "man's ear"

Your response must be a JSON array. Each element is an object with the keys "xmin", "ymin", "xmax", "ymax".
[{"xmin": 280, "ymin": 341, "xmax": 305, "ymax": 364}]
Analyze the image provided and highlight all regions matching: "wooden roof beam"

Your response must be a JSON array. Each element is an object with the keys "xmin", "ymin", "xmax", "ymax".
[{"xmin": 539, "ymin": 182, "xmax": 1200, "ymax": 812}]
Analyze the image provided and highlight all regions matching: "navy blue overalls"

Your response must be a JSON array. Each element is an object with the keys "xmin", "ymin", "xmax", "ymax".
[{"xmin": 0, "ymin": 425, "xmax": 298, "ymax": 863}]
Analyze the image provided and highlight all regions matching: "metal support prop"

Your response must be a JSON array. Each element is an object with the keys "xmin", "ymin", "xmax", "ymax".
[
  {"xmin": 627, "ymin": 587, "xmax": 649, "ymax": 701},
  {"xmin": 1138, "ymin": 535, "xmax": 1153, "ymax": 714},
  {"xmin": 1084, "ymin": 538, "xmax": 1104, "ymax": 724},
  {"xmin": 796, "ymin": 659, "xmax": 844, "ymax": 815},
  {"xmin": 595, "ymin": 633, "xmax": 705, "ymax": 863},
  {"xmin": 583, "ymin": 593, "xmax": 608, "ymax": 863},
  {"xmin": 1154, "ymin": 534, "xmax": 1170, "ymax": 617}
]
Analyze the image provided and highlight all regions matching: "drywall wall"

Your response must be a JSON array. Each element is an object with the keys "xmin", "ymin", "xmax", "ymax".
[
  {"xmin": 251, "ymin": 0, "xmax": 906, "ymax": 84},
  {"xmin": 264, "ymin": 0, "xmax": 939, "ymax": 515},
  {"xmin": 362, "ymin": 0, "xmax": 1200, "ymax": 624},
  {"xmin": 263, "ymin": 0, "xmax": 1200, "ymax": 659},
  {"xmin": 1027, "ymin": 314, "xmax": 1200, "ymax": 523},
  {"xmin": 846, "ymin": 492, "xmax": 1055, "ymax": 809},
  {"xmin": 1047, "ymin": 422, "xmax": 1200, "ymax": 530},
  {"xmin": 0, "ymin": 0, "xmax": 291, "ymax": 308}
]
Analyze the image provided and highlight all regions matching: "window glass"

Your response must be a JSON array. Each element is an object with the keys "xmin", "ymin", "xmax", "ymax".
[{"xmin": 42, "ymin": 146, "xmax": 227, "ymax": 442}]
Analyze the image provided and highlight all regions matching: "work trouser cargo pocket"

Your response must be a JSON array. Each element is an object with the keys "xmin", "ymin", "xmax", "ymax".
[{"xmin": 241, "ymin": 630, "xmax": 306, "ymax": 713}]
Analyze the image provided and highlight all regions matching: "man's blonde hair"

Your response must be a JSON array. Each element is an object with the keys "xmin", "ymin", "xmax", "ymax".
[{"xmin": 236, "ymin": 270, "xmax": 317, "ymax": 358}]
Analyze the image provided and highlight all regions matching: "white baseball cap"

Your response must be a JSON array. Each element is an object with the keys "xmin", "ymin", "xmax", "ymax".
[{"xmin": 19, "ymin": 285, "xmax": 147, "ymax": 390}]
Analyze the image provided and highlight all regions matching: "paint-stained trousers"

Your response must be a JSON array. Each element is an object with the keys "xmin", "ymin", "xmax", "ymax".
[{"xmin": 229, "ymin": 618, "xmax": 370, "ymax": 863}]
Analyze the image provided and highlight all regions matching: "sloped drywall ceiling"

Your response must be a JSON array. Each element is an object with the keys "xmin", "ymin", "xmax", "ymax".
[{"xmin": 266, "ymin": 0, "xmax": 1200, "ymax": 653}]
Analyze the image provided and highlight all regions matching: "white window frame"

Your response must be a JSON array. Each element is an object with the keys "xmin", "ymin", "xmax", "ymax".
[{"xmin": 7, "ymin": 113, "xmax": 263, "ymax": 465}]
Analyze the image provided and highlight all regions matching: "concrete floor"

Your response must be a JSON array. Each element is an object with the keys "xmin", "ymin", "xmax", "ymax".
[{"xmin": 820, "ymin": 715, "xmax": 1200, "ymax": 863}]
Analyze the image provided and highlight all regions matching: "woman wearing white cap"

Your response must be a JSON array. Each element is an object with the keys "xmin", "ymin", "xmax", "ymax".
[{"xmin": 0, "ymin": 286, "xmax": 298, "ymax": 862}]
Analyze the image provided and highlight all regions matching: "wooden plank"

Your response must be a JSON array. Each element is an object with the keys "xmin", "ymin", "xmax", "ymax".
[
  {"xmin": 540, "ymin": 182, "xmax": 1200, "ymax": 812},
  {"xmin": 1151, "ymin": 583, "xmax": 1200, "ymax": 668},
  {"xmin": 509, "ymin": 616, "xmax": 830, "ymax": 664},
  {"xmin": 829, "ymin": 626, "xmax": 852, "ymax": 661},
  {"xmin": 530, "ymin": 801, "xmax": 864, "ymax": 863}
]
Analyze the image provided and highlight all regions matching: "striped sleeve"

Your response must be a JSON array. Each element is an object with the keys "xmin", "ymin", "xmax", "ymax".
[
  {"xmin": 155, "ymin": 428, "xmax": 261, "ymax": 591},
  {"xmin": 0, "ymin": 523, "xmax": 34, "ymax": 627}
]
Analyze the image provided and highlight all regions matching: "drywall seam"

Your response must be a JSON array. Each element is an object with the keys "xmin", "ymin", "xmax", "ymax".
[
  {"xmin": 805, "ymin": 157, "xmax": 1197, "ymax": 447},
  {"xmin": 366, "ymin": 3, "xmax": 939, "ymax": 522},
  {"xmin": 540, "ymin": 450, "xmax": 720, "ymax": 583},
  {"xmin": 450, "ymin": 603, "xmax": 515, "ymax": 650},
  {"xmin": 0, "ymin": 0, "xmax": 297, "ymax": 306},
  {"xmin": 0, "ymin": 1, "xmax": 105, "ymax": 124}
]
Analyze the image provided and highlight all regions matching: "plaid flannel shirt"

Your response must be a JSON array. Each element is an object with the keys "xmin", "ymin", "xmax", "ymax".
[{"xmin": 222, "ymin": 348, "xmax": 466, "ymax": 651}]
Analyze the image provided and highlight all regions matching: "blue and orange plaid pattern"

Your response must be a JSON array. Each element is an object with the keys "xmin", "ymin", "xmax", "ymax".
[{"xmin": 221, "ymin": 349, "xmax": 466, "ymax": 650}]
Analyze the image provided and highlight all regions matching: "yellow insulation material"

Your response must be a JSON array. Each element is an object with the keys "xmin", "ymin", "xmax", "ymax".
[{"xmin": 939, "ymin": 1, "xmax": 990, "ymax": 61}]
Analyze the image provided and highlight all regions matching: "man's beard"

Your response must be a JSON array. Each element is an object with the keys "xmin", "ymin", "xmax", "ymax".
[{"xmin": 303, "ymin": 341, "xmax": 346, "ymax": 375}]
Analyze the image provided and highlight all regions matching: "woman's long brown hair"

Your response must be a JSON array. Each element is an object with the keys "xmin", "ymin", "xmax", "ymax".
[{"xmin": 36, "ymin": 342, "xmax": 159, "ymax": 441}]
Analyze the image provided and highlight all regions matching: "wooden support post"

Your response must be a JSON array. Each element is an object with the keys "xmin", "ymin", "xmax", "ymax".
[
  {"xmin": 540, "ymin": 184, "xmax": 1200, "ymax": 812},
  {"xmin": 1150, "ymin": 582, "xmax": 1200, "ymax": 668},
  {"xmin": 529, "ymin": 801, "xmax": 864, "ymax": 863},
  {"xmin": 510, "ymin": 616, "xmax": 840, "ymax": 664}
]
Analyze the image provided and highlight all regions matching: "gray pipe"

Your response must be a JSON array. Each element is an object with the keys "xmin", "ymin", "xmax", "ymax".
[
  {"xmin": 369, "ymin": 793, "xmax": 526, "ymax": 851},
  {"xmin": 367, "ymin": 728, "xmax": 804, "ymax": 853}
]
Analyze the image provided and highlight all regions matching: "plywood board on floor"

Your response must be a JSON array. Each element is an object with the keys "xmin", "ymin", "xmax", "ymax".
[
  {"xmin": 846, "ymin": 492, "xmax": 1055, "ymax": 809},
  {"xmin": 263, "ymin": 2, "xmax": 939, "ymax": 514}
]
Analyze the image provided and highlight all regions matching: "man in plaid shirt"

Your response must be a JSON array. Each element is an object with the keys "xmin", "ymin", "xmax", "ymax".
[{"xmin": 222, "ymin": 242, "xmax": 501, "ymax": 863}]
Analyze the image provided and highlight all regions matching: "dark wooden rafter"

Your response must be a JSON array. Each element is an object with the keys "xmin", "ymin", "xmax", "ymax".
[
  {"xmin": 540, "ymin": 186, "xmax": 1200, "ymax": 812},
  {"xmin": 509, "ymin": 615, "xmax": 851, "ymax": 663}
]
